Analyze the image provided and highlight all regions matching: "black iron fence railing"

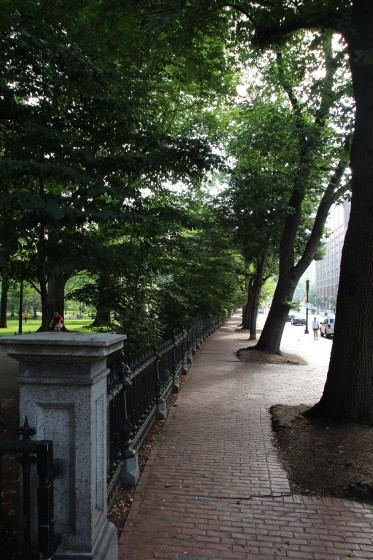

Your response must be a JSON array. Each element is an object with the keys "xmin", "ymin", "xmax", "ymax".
[
  {"xmin": 0, "ymin": 414, "xmax": 60, "ymax": 560},
  {"xmin": 106, "ymin": 313, "xmax": 227, "ymax": 504},
  {"xmin": 0, "ymin": 311, "xmax": 229, "ymax": 549}
]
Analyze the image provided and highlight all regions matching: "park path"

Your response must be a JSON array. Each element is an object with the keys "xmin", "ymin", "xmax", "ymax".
[{"xmin": 118, "ymin": 311, "xmax": 373, "ymax": 560}]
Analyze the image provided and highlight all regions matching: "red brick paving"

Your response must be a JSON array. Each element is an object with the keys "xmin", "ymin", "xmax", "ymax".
[{"xmin": 118, "ymin": 312, "xmax": 373, "ymax": 559}]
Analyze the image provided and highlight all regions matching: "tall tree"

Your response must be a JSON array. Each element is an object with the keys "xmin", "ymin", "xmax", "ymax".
[
  {"xmin": 250, "ymin": 33, "xmax": 352, "ymax": 353},
  {"xmin": 216, "ymin": 97, "xmax": 310, "ymax": 338},
  {"xmin": 191, "ymin": 0, "xmax": 371, "ymax": 422},
  {"xmin": 213, "ymin": 29, "xmax": 352, "ymax": 348},
  {"xmin": 248, "ymin": 0, "xmax": 373, "ymax": 423}
]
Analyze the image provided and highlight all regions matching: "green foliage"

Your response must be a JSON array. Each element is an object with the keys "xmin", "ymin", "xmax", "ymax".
[
  {"xmin": 154, "ymin": 227, "xmax": 244, "ymax": 335},
  {"xmin": 0, "ymin": 0, "xmax": 231, "ymax": 329},
  {"xmin": 65, "ymin": 190, "xmax": 244, "ymax": 354},
  {"xmin": 0, "ymin": 0, "xmax": 354, "ymax": 353}
]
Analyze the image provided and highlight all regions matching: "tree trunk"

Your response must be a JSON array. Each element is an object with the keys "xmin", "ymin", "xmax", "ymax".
[
  {"xmin": 38, "ymin": 273, "xmax": 69, "ymax": 331},
  {"xmin": 47, "ymin": 274, "xmax": 69, "ymax": 330},
  {"xmin": 248, "ymin": 254, "xmax": 267, "ymax": 340},
  {"xmin": 242, "ymin": 277, "xmax": 254, "ymax": 329},
  {"xmin": 308, "ymin": 1, "xmax": 373, "ymax": 423},
  {"xmin": 91, "ymin": 272, "xmax": 112, "ymax": 326},
  {"xmin": 92, "ymin": 306, "xmax": 111, "ymax": 326},
  {"xmin": 255, "ymin": 272, "xmax": 297, "ymax": 353},
  {"xmin": 0, "ymin": 271, "xmax": 9, "ymax": 328},
  {"xmin": 38, "ymin": 275, "xmax": 49, "ymax": 331}
]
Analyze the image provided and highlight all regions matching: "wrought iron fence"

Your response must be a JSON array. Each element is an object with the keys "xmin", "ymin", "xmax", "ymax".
[
  {"xmin": 0, "ymin": 412, "xmax": 60, "ymax": 560},
  {"xmin": 106, "ymin": 313, "xmax": 227, "ymax": 503},
  {"xmin": 0, "ymin": 312, "xmax": 229, "ymax": 547}
]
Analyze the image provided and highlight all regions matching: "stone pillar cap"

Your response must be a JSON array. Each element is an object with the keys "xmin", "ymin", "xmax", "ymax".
[{"xmin": 0, "ymin": 332, "xmax": 126, "ymax": 360}]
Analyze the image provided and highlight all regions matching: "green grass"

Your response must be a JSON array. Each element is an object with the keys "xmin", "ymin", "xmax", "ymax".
[{"xmin": 0, "ymin": 318, "xmax": 94, "ymax": 336}]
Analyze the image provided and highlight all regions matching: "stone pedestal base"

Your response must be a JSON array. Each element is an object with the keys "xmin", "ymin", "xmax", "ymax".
[
  {"xmin": 121, "ymin": 450, "xmax": 140, "ymax": 486},
  {"xmin": 172, "ymin": 375, "xmax": 180, "ymax": 393},
  {"xmin": 156, "ymin": 397, "xmax": 167, "ymax": 420},
  {"xmin": 0, "ymin": 332, "xmax": 126, "ymax": 560}
]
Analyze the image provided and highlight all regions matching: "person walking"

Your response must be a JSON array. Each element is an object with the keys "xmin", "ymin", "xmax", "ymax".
[{"xmin": 312, "ymin": 317, "xmax": 320, "ymax": 340}]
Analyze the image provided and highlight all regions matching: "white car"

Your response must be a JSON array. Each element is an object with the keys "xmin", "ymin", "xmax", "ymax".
[{"xmin": 320, "ymin": 316, "xmax": 335, "ymax": 338}]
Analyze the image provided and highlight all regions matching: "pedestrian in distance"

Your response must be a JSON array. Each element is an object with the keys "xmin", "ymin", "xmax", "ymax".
[
  {"xmin": 312, "ymin": 317, "xmax": 320, "ymax": 340},
  {"xmin": 49, "ymin": 311, "xmax": 64, "ymax": 332}
]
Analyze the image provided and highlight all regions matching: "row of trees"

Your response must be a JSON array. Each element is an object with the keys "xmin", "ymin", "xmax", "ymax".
[
  {"xmin": 216, "ymin": 30, "xmax": 352, "ymax": 344},
  {"xmin": 0, "ymin": 1, "xmax": 245, "ymax": 352},
  {"xmin": 1, "ymin": 1, "xmax": 372, "ymax": 423},
  {"xmin": 230, "ymin": 0, "xmax": 373, "ymax": 424},
  {"xmin": 167, "ymin": 0, "xmax": 373, "ymax": 424}
]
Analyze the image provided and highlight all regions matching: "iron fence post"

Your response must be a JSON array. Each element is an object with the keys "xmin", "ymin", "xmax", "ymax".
[
  {"xmin": 172, "ymin": 331, "xmax": 180, "ymax": 393},
  {"xmin": 18, "ymin": 417, "xmax": 36, "ymax": 560},
  {"xmin": 36, "ymin": 440, "xmax": 60, "ymax": 559},
  {"xmin": 116, "ymin": 351, "xmax": 139, "ymax": 486},
  {"xmin": 155, "ymin": 352, "xmax": 167, "ymax": 420},
  {"xmin": 0, "ymin": 402, "xmax": 6, "ymax": 530}
]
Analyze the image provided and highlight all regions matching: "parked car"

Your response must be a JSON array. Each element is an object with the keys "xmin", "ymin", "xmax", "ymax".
[
  {"xmin": 320, "ymin": 316, "xmax": 335, "ymax": 338},
  {"xmin": 291, "ymin": 317, "xmax": 306, "ymax": 326},
  {"xmin": 287, "ymin": 314, "xmax": 295, "ymax": 322}
]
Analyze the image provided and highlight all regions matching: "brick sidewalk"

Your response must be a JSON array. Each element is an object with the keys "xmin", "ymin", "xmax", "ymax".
[{"xmin": 118, "ymin": 312, "xmax": 373, "ymax": 560}]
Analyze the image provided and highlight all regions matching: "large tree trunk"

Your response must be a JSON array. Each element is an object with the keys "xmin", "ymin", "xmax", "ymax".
[
  {"xmin": 38, "ymin": 275, "xmax": 49, "ymax": 331},
  {"xmin": 308, "ymin": 1, "xmax": 373, "ymax": 423},
  {"xmin": 38, "ymin": 273, "xmax": 69, "ymax": 331},
  {"xmin": 92, "ymin": 305, "xmax": 111, "ymax": 326},
  {"xmin": 255, "ymin": 271, "xmax": 298, "ymax": 353},
  {"xmin": 0, "ymin": 271, "xmax": 9, "ymax": 328},
  {"xmin": 47, "ymin": 274, "xmax": 69, "ymax": 330}
]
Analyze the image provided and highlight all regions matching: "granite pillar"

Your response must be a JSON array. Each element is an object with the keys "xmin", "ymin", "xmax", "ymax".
[{"xmin": 0, "ymin": 332, "xmax": 126, "ymax": 560}]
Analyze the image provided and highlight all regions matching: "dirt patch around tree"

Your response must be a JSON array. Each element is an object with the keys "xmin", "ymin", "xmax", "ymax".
[
  {"xmin": 235, "ymin": 339, "xmax": 373, "ymax": 504},
  {"xmin": 271, "ymin": 403, "xmax": 373, "ymax": 503},
  {"xmin": 235, "ymin": 330, "xmax": 307, "ymax": 365},
  {"xmin": 237, "ymin": 347, "xmax": 307, "ymax": 365}
]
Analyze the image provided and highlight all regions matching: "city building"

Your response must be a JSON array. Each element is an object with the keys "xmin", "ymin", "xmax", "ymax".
[{"xmin": 314, "ymin": 202, "xmax": 350, "ymax": 312}]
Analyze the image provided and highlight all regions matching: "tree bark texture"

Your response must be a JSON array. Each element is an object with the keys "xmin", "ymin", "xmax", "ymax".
[
  {"xmin": 311, "ymin": 0, "xmax": 373, "ymax": 423},
  {"xmin": 242, "ymin": 277, "xmax": 254, "ymax": 329},
  {"xmin": 45, "ymin": 274, "xmax": 69, "ymax": 331},
  {"xmin": 255, "ymin": 271, "xmax": 298, "ymax": 353},
  {"xmin": 38, "ymin": 275, "xmax": 49, "ymax": 331},
  {"xmin": 248, "ymin": 254, "xmax": 267, "ymax": 339}
]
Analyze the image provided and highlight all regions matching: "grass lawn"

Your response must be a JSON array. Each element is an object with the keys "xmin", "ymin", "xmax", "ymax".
[{"xmin": 0, "ymin": 318, "xmax": 93, "ymax": 336}]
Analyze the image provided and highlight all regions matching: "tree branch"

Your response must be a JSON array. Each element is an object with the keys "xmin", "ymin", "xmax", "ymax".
[
  {"xmin": 294, "ymin": 135, "xmax": 352, "ymax": 276},
  {"xmin": 251, "ymin": 5, "xmax": 352, "ymax": 48},
  {"xmin": 276, "ymin": 51, "xmax": 300, "ymax": 114}
]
